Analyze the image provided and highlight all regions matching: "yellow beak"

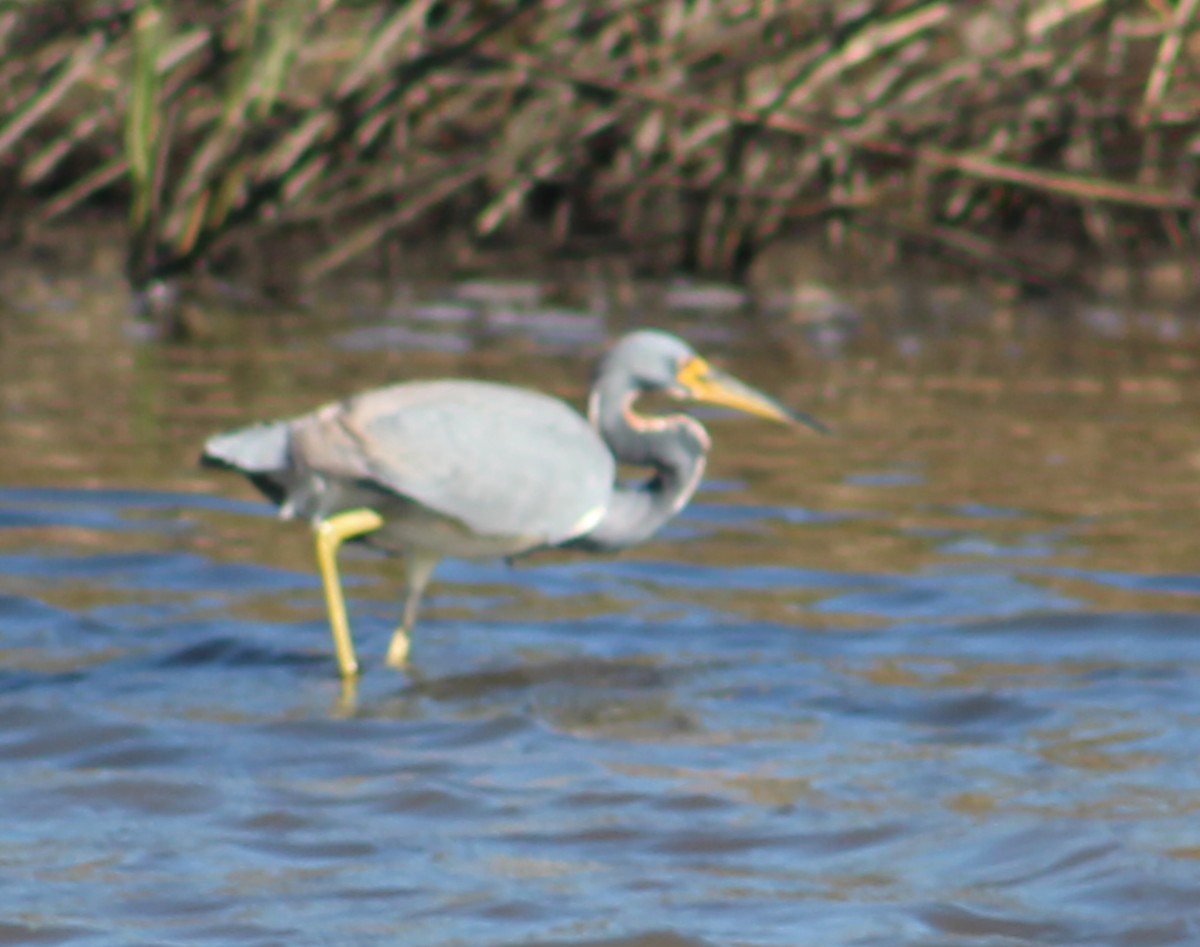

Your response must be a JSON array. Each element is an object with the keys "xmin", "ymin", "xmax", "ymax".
[{"xmin": 674, "ymin": 356, "xmax": 828, "ymax": 433}]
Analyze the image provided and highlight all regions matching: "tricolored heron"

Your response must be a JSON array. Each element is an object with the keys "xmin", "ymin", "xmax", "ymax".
[{"xmin": 201, "ymin": 329, "xmax": 825, "ymax": 677}]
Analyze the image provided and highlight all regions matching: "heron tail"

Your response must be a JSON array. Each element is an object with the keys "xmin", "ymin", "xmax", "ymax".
[
  {"xmin": 200, "ymin": 421, "xmax": 295, "ymax": 509},
  {"xmin": 200, "ymin": 421, "xmax": 291, "ymax": 473}
]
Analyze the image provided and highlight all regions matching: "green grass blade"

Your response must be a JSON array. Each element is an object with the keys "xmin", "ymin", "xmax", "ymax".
[{"xmin": 125, "ymin": 0, "xmax": 165, "ymax": 236}]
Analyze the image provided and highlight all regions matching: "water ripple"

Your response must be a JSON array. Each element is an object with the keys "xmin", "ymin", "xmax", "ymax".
[{"xmin": 3, "ymin": 308, "xmax": 1200, "ymax": 945}]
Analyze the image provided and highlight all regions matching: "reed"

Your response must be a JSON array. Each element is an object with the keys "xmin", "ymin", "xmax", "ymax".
[{"xmin": 0, "ymin": 0, "xmax": 1197, "ymax": 291}]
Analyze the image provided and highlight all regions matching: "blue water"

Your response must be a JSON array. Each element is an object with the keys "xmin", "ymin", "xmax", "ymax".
[
  {"xmin": 2, "ymin": 470, "xmax": 1200, "ymax": 947},
  {"xmin": 3, "ymin": 277, "xmax": 1200, "ymax": 945}
]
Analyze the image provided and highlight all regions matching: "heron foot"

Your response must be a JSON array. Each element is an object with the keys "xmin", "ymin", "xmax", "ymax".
[{"xmin": 385, "ymin": 628, "xmax": 411, "ymax": 668}]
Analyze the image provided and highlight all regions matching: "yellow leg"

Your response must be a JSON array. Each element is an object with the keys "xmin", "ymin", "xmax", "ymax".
[
  {"xmin": 313, "ymin": 508, "xmax": 384, "ymax": 678},
  {"xmin": 385, "ymin": 550, "xmax": 440, "ymax": 668},
  {"xmin": 385, "ymin": 629, "xmax": 411, "ymax": 667}
]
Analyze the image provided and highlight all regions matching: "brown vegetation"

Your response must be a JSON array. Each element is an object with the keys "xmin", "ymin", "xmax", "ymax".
[{"xmin": 1, "ymin": 0, "xmax": 1199, "ymax": 293}]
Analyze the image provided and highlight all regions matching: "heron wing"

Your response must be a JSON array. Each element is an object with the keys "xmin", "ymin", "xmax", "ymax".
[{"xmin": 291, "ymin": 380, "xmax": 614, "ymax": 546}]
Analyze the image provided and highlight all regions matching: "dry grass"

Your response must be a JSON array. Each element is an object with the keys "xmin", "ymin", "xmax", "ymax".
[{"xmin": 1, "ymin": 0, "xmax": 1199, "ymax": 291}]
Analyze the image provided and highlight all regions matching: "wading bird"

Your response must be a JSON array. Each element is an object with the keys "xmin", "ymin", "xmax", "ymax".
[{"xmin": 201, "ymin": 329, "xmax": 825, "ymax": 677}]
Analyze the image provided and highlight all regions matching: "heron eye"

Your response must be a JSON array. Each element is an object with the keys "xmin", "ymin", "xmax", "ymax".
[{"xmin": 675, "ymin": 355, "xmax": 711, "ymax": 386}]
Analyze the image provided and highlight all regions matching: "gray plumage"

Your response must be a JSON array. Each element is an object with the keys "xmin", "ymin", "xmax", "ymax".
[
  {"xmin": 206, "ymin": 381, "xmax": 613, "ymax": 556},
  {"xmin": 201, "ymin": 329, "xmax": 823, "ymax": 675}
]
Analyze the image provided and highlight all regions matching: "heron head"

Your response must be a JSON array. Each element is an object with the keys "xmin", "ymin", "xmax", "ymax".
[{"xmin": 600, "ymin": 329, "xmax": 827, "ymax": 434}]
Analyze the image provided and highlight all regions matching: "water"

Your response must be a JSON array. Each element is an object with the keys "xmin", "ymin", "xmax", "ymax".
[{"xmin": 2, "ymin": 257, "xmax": 1200, "ymax": 945}]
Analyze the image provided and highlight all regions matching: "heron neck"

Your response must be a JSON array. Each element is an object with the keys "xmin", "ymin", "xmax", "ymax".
[{"xmin": 577, "ymin": 375, "xmax": 709, "ymax": 551}]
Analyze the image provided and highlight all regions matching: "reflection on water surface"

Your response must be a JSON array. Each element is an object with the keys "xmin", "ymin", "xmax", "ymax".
[{"xmin": 1, "ymin": 250, "xmax": 1199, "ymax": 945}]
